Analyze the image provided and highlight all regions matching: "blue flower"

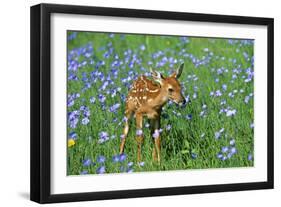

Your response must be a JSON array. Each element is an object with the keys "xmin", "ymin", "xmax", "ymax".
[
  {"xmin": 90, "ymin": 97, "xmax": 96, "ymax": 103},
  {"xmin": 221, "ymin": 146, "xmax": 229, "ymax": 153},
  {"xmin": 109, "ymin": 103, "xmax": 121, "ymax": 113},
  {"xmin": 128, "ymin": 162, "xmax": 134, "ymax": 167},
  {"xmin": 222, "ymin": 84, "xmax": 227, "ymax": 91},
  {"xmin": 119, "ymin": 153, "xmax": 127, "ymax": 162},
  {"xmin": 68, "ymin": 32, "xmax": 77, "ymax": 41},
  {"xmin": 69, "ymin": 117, "xmax": 79, "ymax": 129},
  {"xmin": 138, "ymin": 161, "xmax": 145, "ymax": 167},
  {"xmin": 98, "ymin": 94, "xmax": 106, "ymax": 103},
  {"xmin": 80, "ymin": 170, "xmax": 88, "ymax": 175},
  {"xmin": 166, "ymin": 124, "xmax": 172, "ymax": 131},
  {"xmin": 152, "ymin": 129, "xmax": 160, "ymax": 139},
  {"xmin": 229, "ymin": 139, "xmax": 235, "ymax": 145},
  {"xmin": 98, "ymin": 131, "xmax": 109, "ymax": 143},
  {"xmin": 69, "ymin": 131, "xmax": 77, "ymax": 139},
  {"xmin": 185, "ymin": 114, "xmax": 192, "ymax": 120},
  {"xmin": 248, "ymin": 154, "xmax": 253, "ymax": 161},
  {"xmin": 140, "ymin": 44, "xmax": 146, "ymax": 51},
  {"xmin": 215, "ymin": 131, "xmax": 221, "ymax": 139},
  {"xmin": 244, "ymin": 96, "xmax": 250, "ymax": 104},
  {"xmin": 112, "ymin": 155, "xmax": 120, "ymax": 163},
  {"xmin": 215, "ymin": 90, "xmax": 222, "ymax": 97},
  {"xmin": 136, "ymin": 129, "xmax": 143, "ymax": 136},
  {"xmin": 191, "ymin": 152, "xmax": 197, "ymax": 159},
  {"xmin": 97, "ymin": 155, "xmax": 106, "ymax": 163},
  {"xmin": 193, "ymin": 93, "xmax": 197, "ymax": 99},
  {"xmin": 127, "ymin": 168, "xmax": 134, "ymax": 173},
  {"xmin": 81, "ymin": 117, "xmax": 90, "ymax": 125},
  {"xmin": 96, "ymin": 166, "xmax": 106, "ymax": 174},
  {"xmin": 226, "ymin": 109, "xmax": 237, "ymax": 117},
  {"xmin": 83, "ymin": 158, "xmax": 92, "ymax": 167},
  {"xmin": 217, "ymin": 153, "xmax": 223, "ymax": 159},
  {"xmin": 250, "ymin": 123, "xmax": 254, "ymax": 129},
  {"xmin": 229, "ymin": 147, "xmax": 237, "ymax": 155}
]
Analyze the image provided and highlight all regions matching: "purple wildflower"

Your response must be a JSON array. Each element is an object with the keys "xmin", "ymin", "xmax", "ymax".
[
  {"xmin": 90, "ymin": 97, "xmax": 96, "ymax": 103},
  {"xmin": 250, "ymin": 123, "xmax": 254, "ymax": 128},
  {"xmin": 215, "ymin": 132, "xmax": 221, "ymax": 139},
  {"xmin": 186, "ymin": 114, "xmax": 192, "ymax": 120},
  {"xmin": 229, "ymin": 147, "xmax": 237, "ymax": 155},
  {"xmin": 109, "ymin": 103, "xmax": 121, "ymax": 113},
  {"xmin": 96, "ymin": 166, "xmax": 106, "ymax": 174},
  {"xmin": 128, "ymin": 162, "xmax": 134, "ymax": 167},
  {"xmin": 80, "ymin": 170, "xmax": 88, "ymax": 175},
  {"xmin": 229, "ymin": 139, "xmax": 235, "ymax": 146},
  {"xmin": 127, "ymin": 168, "xmax": 134, "ymax": 173},
  {"xmin": 83, "ymin": 158, "xmax": 92, "ymax": 167},
  {"xmin": 140, "ymin": 45, "xmax": 146, "ymax": 51},
  {"xmin": 98, "ymin": 131, "xmax": 109, "ymax": 143},
  {"xmin": 119, "ymin": 153, "xmax": 127, "ymax": 162},
  {"xmin": 69, "ymin": 131, "xmax": 77, "ymax": 139},
  {"xmin": 81, "ymin": 117, "xmax": 90, "ymax": 125},
  {"xmin": 222, "ymin": 146, "xmax": 229, "ymax": 153},
  {"xmin": 248, "ymin": 154, "xmax": 253, "ymax": 161},
  {"xmin": 138, "ymin": 161, "xmax": 145, "ymax": 167},
  {"xmin": 166, "ymin": 124, "xmax": 172, "ymax": 131},
  {"xmin": 226, "ymin": 109, "xmax": 237, "ymax": 117},
  {"xmin": 215, "ymin": 90, "xmax": 222, "ymax": 97},
  {"xmin": 112, "ymin": 155, "xmax": 120, "ymax": 163},
  {"xmin": 97, "ymin": 155, "xmax": 106, "ymax": 163},
  {"xmin": 152, "ymin": 129, "xmax": 160, "ymax": 139},
  {"xmin": 136, "ymin": 129, "xmax": 143, "ymax": 136},
  {"xmin": 98, "ymin": 94, "xmax": 106, "ymax": 103},
  {"xmin": 191, "ymin": 152, "xmax": 197, "ymax": 159}
]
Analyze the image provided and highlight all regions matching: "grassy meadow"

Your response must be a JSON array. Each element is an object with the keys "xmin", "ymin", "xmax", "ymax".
[{"xmin": 67, "ymin": 31, "xmax": 254, "ymax": 175}]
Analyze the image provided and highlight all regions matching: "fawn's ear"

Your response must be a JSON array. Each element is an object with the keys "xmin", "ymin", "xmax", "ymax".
[
  {"xmin": 150, "ymin": 68, "xmax": 165, "ymax": 85},
  {"xmin": 171, "ymin": 63, "xmax": 184, "ymax": 79}
]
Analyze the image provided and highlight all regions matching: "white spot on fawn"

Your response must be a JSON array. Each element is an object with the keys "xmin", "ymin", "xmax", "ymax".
[{"xmin": 149, "ymin": 89, "xmax": 159, "ymax": 93}]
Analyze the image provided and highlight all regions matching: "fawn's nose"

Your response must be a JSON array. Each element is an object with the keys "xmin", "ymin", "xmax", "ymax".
[{"xmin": 178, "ymin": 97, "xmax": 186, "ymax": 107}]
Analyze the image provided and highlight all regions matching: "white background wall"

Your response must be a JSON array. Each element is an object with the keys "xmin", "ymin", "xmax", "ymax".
[{"xmin": 0, "ymin": 0, "xmax": 279, "ymax": 206}]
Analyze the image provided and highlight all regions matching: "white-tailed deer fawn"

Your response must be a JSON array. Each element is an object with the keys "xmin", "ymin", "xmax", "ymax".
[{"xmin": 120, "ymin": 63, "xmax": 186, "ymax": 162}]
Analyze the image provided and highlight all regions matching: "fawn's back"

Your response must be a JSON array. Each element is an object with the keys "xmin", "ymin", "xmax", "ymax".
[{"xmin": 126, "ymin": 75, "xmax": 161, "ymax": 111}]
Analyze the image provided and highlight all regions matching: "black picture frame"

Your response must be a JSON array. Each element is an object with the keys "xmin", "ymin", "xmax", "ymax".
[{"xmin": 30, "ymin": 3, "xmax": 274, "ymax": 204}]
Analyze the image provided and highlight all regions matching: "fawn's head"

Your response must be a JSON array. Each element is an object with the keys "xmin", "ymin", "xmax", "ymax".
[{"xmin": 150, "ymin": 63, "xmax": 186, "ymax": 106}]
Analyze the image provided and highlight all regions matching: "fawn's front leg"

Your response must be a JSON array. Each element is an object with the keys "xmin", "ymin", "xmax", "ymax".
[
  {"xmin": 151, "ymin": 117, "xmax": 161, "ymax": 163},
  {"xmin": 120, "ymin": 110, "xmax": 132, "ymax": 154},
  {"xmin": 135, "ymin": 112, "xmax": 144, "ymax": 162}
]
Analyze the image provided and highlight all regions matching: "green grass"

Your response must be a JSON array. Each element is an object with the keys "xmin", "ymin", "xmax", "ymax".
[{"xmin": 67, "ymin": 31, "xmax": 254, "ymax": 175}]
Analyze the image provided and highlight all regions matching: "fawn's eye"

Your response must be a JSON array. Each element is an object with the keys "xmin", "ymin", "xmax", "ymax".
[{"xmin": 168, "ymin": 88, "xmax": 174, "ymax": 93}]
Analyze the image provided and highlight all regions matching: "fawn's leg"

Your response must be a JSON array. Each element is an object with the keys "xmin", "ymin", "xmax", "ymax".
[
  {"xmin": 151, "ymin": 117, "xmax": 161, "ymax": 163},
  {"xmin": 135, "ymin": 112, "xmax": 144, "ymax": 162},
  {"xmin": 119, "ymin": 110, "xmax": 132, "ymax": 154}
]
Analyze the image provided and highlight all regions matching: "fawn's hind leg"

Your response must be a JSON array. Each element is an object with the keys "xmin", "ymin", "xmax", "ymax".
[
  {"xmin": 151, "ymin": 118, "xmax": 161, "ymax": 163},
  {"xmin": 119, "ymin": 110, "xmax": 132, "ymax": 154},
  {"xmin": 135, "ymin": 112, "xmax": 144, "ymax": 162}
]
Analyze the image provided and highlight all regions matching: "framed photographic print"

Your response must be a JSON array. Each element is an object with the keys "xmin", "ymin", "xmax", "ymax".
[{"xmin": 30, "ymin": 3, "xmax": 274, "ymax": 203}]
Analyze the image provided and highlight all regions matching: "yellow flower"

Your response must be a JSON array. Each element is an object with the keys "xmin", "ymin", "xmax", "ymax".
[{"xmin": 68, "ymin": 139, "xmax": 75, "ymax": 147}]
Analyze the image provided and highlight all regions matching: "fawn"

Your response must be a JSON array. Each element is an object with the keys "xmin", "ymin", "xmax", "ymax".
[{"xmin": 120, "ymin": 63, "xmax": 186, "ymax": 162}]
